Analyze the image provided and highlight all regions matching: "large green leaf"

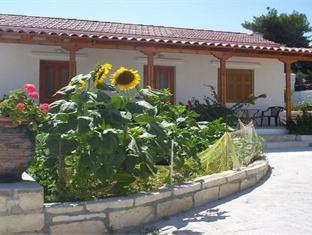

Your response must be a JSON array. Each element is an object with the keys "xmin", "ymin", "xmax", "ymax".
[
  {"xmin": 134, "ymin": 113, "xmax": 154, "ymax": 123},
  {"xmin": 94, "ymin": 91, "xmax": 111, "ymax": 103},
  {"xmin": 111, "ymin": 94, "xmax": 125, "ymax": 109},
  {"xmin": 77, "ymin": 116, "xmax": 92, "ymax": 134},
  {"xmin": 56, "ymin": 85, "xmax": 76, "ymax": 96},
  {"xmin": 60, "ymin": 101, "xmax": 78, "ymax": 113},
  {"xmin": 49, "ymin": 100, "xmax": 67, "ymax": 113}
]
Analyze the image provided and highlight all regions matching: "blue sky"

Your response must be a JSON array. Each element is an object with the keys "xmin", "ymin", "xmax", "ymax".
[{"xmin": 1, "ymin": 0, "xmax": 312, "ymax": 33}]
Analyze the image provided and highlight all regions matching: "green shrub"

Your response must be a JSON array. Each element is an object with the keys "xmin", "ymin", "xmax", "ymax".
[
  {"xmin": 189, "ymin": 86, "xmax": 266, "ymax": 126},
  {"xmin": 28, "ymin": 65, "xmax": 231, "ymax": 202},
  {"xmin": 292, "ymin": 100, "xmax": 312, "ymax": 111},
  {"xmin": 287, "ymin": 111, "xmax": 312, "ymax": 134}
]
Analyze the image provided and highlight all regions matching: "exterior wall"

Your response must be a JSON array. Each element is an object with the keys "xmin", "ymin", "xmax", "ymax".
[{"xmin": 0, "ymin": 43, "xmax": 284, "ymax": 109}]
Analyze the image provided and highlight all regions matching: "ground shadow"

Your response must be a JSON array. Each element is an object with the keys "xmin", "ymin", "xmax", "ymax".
[{"xmin": 130, "ymin": 167, "xmax": 272, "ymax": 235}]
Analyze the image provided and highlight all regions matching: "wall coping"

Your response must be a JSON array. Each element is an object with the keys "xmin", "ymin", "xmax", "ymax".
[{"xmin": 43, "ymin": 159, "xmax": 269, "ymax": 233}]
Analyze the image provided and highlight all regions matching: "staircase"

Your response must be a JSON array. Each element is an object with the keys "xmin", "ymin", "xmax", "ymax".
[{"xmin": 257, "ymin": 128, "xmax": 312, "ymax": 152}]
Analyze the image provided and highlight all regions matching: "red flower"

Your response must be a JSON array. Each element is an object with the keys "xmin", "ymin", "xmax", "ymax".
[
  {"xmin": 23, "ymin": 84, "xmax": 36, "ymax": 93},
  {"xmin": 28, "ymin": 91, "xmax": 39, "ymax": 99},
  {"xmin": 39, "ymin": 103, "xmax": 50, "ymax": 113},
  {"xmin": 16, "ymin": 102, "xmax": 25, "ymax": 110}
]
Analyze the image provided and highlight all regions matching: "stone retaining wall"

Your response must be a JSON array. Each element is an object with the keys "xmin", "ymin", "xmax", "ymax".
[
  {"xmin": 44, "ymin": 159, "xmax": 269, "ymax": 234},
  {"xmin": 0, "ymin": 173, "xmax": 44, "ymax": 234}
]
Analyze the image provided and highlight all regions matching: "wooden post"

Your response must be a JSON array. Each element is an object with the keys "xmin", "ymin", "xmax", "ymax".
[
  {"xmin": 279, "ymin": 57, "xmax": 297, "ymax": 123},
  {"xmin": 219, "ymin": 58, "xmax": 227, "ymax": 105},
  {"xmin": 212, "ymin": 52, "xmax": 232, "ymax": 106},
  {"xmin": 285, "ymin": 62, "xmax": 292, "ymax": 122},
  {"xmin": 141, "ymin": 50, "xmax": 156, "ymax": 87},
  {"xmin": 62, "ymin": 45, "xmax": 80, "ymax": 79},
  {"xmin": 68, "ymin": 49, "xmax": 77, "ymax": 78}
]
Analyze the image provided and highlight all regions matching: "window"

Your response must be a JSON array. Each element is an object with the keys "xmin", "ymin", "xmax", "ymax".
[
  {"xmin": 144, "ymin": 65, "xmax": 175, "ymax": 103},
  {"xmin": 40, "ymin": 60, "xmax": 69, "ymax": 103},
  {"xmin": 224, "ymin": 69, "xmax": 254, "ymax": 103}
]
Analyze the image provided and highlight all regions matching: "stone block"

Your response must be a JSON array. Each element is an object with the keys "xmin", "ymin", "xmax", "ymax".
[
  {"xmin": 45, "ymin": 203, "xmax": 84, "ymax": 214},
  {"xmin": 109, "ymin": 206, "xmax": 155, "ymax": 231},
  {"xmin": 219, "ymin": 182, "xmax": 240, "ymax": 198},
  {"xmin": 240, "ymin": 176, "xmax": 257, "ymax": 190},
  {"xmin": 135, "ymin": 189, "xmax": 172, "ymax": 206},
  {"xmin": 52, "ymin": 212, "xmax": 106, "ymax": 223},
  {"xmin": 50, "ymin": 220, "xmax": 107, "ymax": 234},
  {"xmin": 196, "ymin": 174, "xmax": 227, "ymax": 189},
  {"xmin": 194, "ymin": 186, "xmax": 219, "ymax": 207},
  {"xmin": 19, "ymin": 192, "xmax": 43, "ymax": 211},
  {"xmin": 157, "ymin": 196, "xmax": 193, "ymax": 219},
  {"xmin": 86, "ymin": 197, "xmax": 134, "ymax": 212},
  {"xmin": 0, "ymin": 196, "xmax": 6, "ymax": 212},
  {"xmin": 225, "ymin": 170, "xmax": 246, "ymax": 183},
  {"xmin": 173, "ymin": 182, "xmax": 201, "ymax": 196},
  {"xmin": 256, "ymin": 169, "xmax": 267, "ymax": 181},
  {"xmin": 0, "ymin": 213, "xmax": 44, "ymax": 234},
  {"xmin": 245, "ymin": 161, "xmax": 267, "ymax": 176}
]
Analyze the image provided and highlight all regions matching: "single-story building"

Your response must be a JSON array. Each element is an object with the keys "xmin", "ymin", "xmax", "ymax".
[{"xmin": 1, "ymin": 14, "xmax": 312, "ymax": 122}]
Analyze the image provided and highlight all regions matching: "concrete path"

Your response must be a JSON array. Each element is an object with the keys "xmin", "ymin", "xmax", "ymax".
[{"xmin": 137, "ymin": 149, "xmax": 312, "ymax": 234}]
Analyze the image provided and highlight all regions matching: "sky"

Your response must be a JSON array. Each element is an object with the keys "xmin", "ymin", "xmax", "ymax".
[{"xmin": 0, "ymin": 0, "xmax": 312, "ymax": 34}]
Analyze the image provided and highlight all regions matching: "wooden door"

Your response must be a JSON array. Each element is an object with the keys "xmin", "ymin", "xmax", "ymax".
[
  {"xmin": 40, "ymin": 60, "xmax": 69, "ymax": 103},
  {"xmin": 144, "ymin": 66, "xmax": 175, "ymax": 102}
]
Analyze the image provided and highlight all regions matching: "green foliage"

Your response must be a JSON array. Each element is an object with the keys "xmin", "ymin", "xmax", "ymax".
[
  {"xmin": 29, "ymin": 65, "xmax": 172, "ymax": 201},
  {"xmin": 190, "ymin": 86, "xmax": 266, "ymax": 126},
  {"xmin": 242, "ymin": 7, "xmax": 311, "ymax": 47},
  {"xmin": 0, "ymin": 88, "xmax": 46, "ymax": 130},
  {"xmin": 287, "ymin": 111, "xmax": 312, "ymax": 134},
  {"xmin": 292, "ymin": 100, "xmax": 312, "ymax": 111},
  {"xmin": 242, "ymin": 7, "xmax": 312, "ymax": 82},
  {"xmin": 199, "ymin": 123, "xmax": 264, "ymax": 175},
  {"xmin": 29, "ymin": 66, "xmax": 231, "ymax": 202}
]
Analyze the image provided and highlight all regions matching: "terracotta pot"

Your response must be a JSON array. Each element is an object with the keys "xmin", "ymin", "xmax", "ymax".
[{"xmin": 0, "ymin": 117, "xmax": 35, "ymax": 182}]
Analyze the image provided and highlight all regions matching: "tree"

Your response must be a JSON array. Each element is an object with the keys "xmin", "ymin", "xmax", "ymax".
[
  {"xmin": 242, "ymin": 7, "xmax": 311, "ymax": 47},
  {"xmin": 242, "ymin": 8, "xmax": 312, "ymax": 86}
]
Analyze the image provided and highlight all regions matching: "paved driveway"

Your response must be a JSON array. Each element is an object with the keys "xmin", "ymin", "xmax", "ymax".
[{"xmin": 137, "ymin": 149, "xmax": 312, "ymax": 234}]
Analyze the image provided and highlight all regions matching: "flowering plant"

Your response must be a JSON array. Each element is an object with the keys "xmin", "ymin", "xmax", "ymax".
[{"xmin": 0, "ymin": 84, "xmax": 49, "ymax": 130}]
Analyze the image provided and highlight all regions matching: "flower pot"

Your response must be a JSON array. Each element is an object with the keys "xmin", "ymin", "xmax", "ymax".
[{"xmin": 0, "ymin": 117, "xmax": 35, "ymax": 182}]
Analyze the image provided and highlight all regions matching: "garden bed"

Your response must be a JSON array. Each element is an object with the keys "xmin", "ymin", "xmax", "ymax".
[{"xmin": 43, "ymin": 160, "xmax": 269, "ymax": 233}]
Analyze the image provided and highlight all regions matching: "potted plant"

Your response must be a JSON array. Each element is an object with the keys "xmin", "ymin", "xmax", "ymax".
[{"xmin": 0, "ymin": 84, "xmax": 48, "ymax": 182}]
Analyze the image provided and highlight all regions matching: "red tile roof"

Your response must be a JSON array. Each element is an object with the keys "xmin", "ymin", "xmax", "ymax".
[{"xmin": 0, "ymin": 14, "xmax": 312, "ymax": 54}]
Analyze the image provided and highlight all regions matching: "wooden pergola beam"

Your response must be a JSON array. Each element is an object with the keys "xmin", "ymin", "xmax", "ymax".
[{"xmin": 1, "ymin": 32, "xmax": 312, "ymax": 62}]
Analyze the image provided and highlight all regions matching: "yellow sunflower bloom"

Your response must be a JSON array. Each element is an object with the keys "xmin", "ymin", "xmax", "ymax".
[
  {"xmin": 110, "ymin": 67, "xmax": 140, "ymax": 90},
  {"xmin": 93, "ymin": 63, "xmax": 112, "ymax": 87},
  {"xmin": 78, "ymin": 80, "xmax": 86, "ymax": 90}
]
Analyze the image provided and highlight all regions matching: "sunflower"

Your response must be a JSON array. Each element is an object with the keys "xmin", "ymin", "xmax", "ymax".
[
  {"xmin": 78, "ymin": 80, "xmax": 86, "ymax": 90},
  {"xmin": 110, "ymin": 67, "xmax": 140, "ymax": 90},
  {"xmin": 93, "ymin": 63, "xmax": 112, "ymax": 87}
]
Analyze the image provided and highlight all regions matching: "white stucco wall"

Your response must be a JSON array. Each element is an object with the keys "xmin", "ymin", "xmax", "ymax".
[{"xmin": 0, "ymin": 43, "xmax": 284, "ymax": 110}]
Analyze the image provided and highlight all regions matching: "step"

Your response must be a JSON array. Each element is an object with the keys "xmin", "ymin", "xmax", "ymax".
[
  {"xmin": 261, "ymin": 134, "xmax": 312, "ymax": 142},
  {"xmin": 264, "ymin": 146, "xmax": 312, "ymax": 153},
  {"xmin": 261, "ymin": 134, "xmax": 298, "ymax": 142},
  {"xmin": 264, "ymin": 141, "xmax": 312, "ymax": 149},
  {"xmin": 256, "ymin": 127, "xmax": 288, "ymax": 135}
]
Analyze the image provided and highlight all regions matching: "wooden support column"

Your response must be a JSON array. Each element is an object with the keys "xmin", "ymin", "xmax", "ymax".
[
  {"xmin": 285, "ymin": 62, "xmax": 292, "ymax": 121},
  {"xmin": 68, "ymin": 49, "xmax": 77, "ymax": 78},
  {"xmin": 62, "ymin": 45, "xmax": 81, "ymax": 79},
  {"xmin": 141, "ymin": 50, "xmax": 156, "ymax": 87},
  {"xmin": 279, "ymin": 57, "xmax": 297, "ymax": 123},
  {"xmin": 212, "ymin": 52, "xmax": 232, "ymax": 106}
]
